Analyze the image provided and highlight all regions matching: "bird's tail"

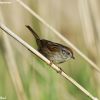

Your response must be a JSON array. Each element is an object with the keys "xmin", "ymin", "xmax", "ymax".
[{"xmin": 25, "ymin": 25, "xmax": 41, "ymax": 48}]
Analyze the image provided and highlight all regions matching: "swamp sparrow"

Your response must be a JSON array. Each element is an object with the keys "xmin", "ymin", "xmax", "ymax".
[{"xmin": 25, "ymin": 25, "xmax": 75, "ymax": 64}]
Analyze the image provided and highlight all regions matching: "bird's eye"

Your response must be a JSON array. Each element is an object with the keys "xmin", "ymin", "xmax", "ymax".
[
  {"xmin": 67, "ymin": 52, "xmax": 70, "ymax": 55},
  {"xmin": 62, "ymin": 50, "xmax": 67, "ymax": 55}
]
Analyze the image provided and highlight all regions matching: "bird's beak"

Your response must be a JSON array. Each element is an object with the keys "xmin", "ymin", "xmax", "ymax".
[{"xmin": 72, "ymin": 56, "xmax": 75, "ymax": 59}]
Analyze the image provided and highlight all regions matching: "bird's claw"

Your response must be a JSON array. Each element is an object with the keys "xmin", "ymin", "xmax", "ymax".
[
  {"xmin": 56, "ymin": 67, "xmax": 63, "ymax": 74},
  {"xmin": 49, "ymin": 61, "xmax": 53, "ymax": 66},
  {"xmin": 49, "ymin": 61, "xmax": 63, "ymax": 74}
]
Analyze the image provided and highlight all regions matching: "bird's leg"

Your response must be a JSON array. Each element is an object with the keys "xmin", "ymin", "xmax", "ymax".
[
  {"xmin": 49, "ymin": 60, "xmax": 53, "ymax": 66},
  {"xmin": 56, "ymin": 67, "xmax": 63, "ymax": 74},
  {"xmin": 48, "ymin": 60, "xmax": 54, "ymax": 69},
  {"xmin": 49, "ymin": 61, "xmax": 63, "ymax": 74}
]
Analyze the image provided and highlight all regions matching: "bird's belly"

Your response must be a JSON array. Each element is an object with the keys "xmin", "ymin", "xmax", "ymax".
[
  {"xmin": 39, "ymin": 49, "xmax": 66, "ymax": 64},
  {"xmin": 48, "ymin": 53, "xmax": 65, "ymax": 64}
]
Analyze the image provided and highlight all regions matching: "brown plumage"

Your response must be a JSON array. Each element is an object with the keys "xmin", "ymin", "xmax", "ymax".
[{"xmin": 26, "ymin": 25, "xmax": 75, "ymax": 64}]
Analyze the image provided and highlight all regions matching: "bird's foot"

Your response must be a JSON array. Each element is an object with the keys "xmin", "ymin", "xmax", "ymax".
[
  {"xmin": 49, "ymin": 61, "xmax": 63, "ymax": 74},
  {"xmin": 49, "ymin": 61, "xmax": 53, "ymax": 66},
  {"xmin": 56, "ymin": 67, "xmax": 63, "ymax": 74}
]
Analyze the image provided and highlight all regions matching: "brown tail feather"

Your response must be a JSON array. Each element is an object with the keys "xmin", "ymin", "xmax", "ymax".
[{"xmin": 25, "ymin": 25, "xmax": 41, "ymax": 48}]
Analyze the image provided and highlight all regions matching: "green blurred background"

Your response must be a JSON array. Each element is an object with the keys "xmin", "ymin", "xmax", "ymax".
[{"xmin": 0, "ymin": 0, "xmax": 100, "ymax": 100}]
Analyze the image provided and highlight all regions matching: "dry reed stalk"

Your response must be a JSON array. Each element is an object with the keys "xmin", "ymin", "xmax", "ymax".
[
  {"xmin": 0, "ymin": 23, "xmax": 98, "ymax": 100},
  {"xmin": 3, "ymin": 34, "xmax": 27, "ymax": 100},
  {"xmin": 15, "ymin": 0, "xmax": 100, "ymax": 73},
  {"xmin": 88, "ymin": 0, "xmax": 100, "ymax": 65},
  {"xmin": 88, "ymin": 0, "xmax": 100, "ymax": 98},
  {"xmin": 78, "ymin": 0, "xmax": 100, "ymax": 99},
  {"xmin": 0, "ymin": 10, "xmax": 27, "ymax": 100}
]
